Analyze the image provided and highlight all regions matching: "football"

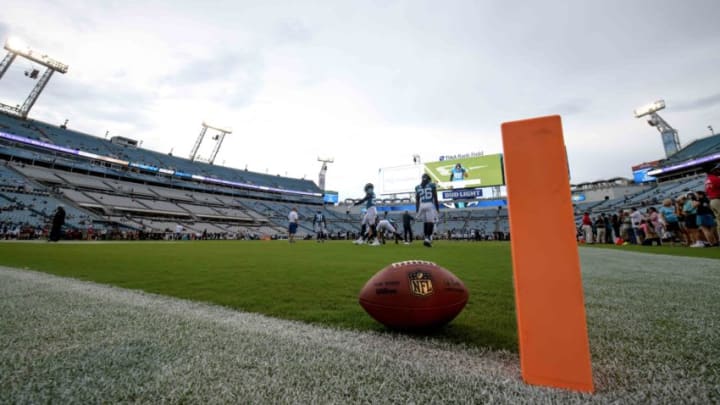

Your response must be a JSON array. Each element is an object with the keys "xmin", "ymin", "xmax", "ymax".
[{"xmin": 358, "ymin": 260, "xmax": 469, "ymax": 330}]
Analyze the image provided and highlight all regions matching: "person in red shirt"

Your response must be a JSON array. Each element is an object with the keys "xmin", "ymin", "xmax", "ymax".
[
  {"xmin": 581, "ymin": 212, "xmax": 593, "ymax": 244},
  {"xmin": 706, "ymin": 163, "xmax": 720, "ymax": 243}
]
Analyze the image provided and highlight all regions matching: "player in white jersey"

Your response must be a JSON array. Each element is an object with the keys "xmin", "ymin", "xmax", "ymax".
[
  {"xmin": 287, "ymin": 207, "xmax": 299, "ymax": 243},
  {"xmin": 376, "ymin": 213, "xmax": 402, "ymax": 244},
  {"xmin": 353, "ymin": 183, "xmax": 380, "ymax": 245},
  {"xmin": 415, "ymin": 173, "xmax": 439, "ymax": 247},
  {"xmin": 312, "ymin": 210, "xmax": 327, "ymax": 242}
]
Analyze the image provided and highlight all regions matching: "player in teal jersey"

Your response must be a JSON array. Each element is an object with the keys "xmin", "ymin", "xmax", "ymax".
[
  {"xmin": 415, "ymin": 173, "xmax": 439, "ymax": 247},
  {"xmin": 449, "ymin": 163, "xmax": 468, "ymax": 182},
  {"xmin": 353, "ymin": 183, "xmax": 380, "ymax": 245}
]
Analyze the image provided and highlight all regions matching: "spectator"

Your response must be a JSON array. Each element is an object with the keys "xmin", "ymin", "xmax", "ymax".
[
  {"xmin": 682, "ymin": 192, "xmax": 702, "ymax": 247},
  {"xmin": 640, "ymin": 219, "xmax": 661, "ymax": 246},
  {"xmin": 581, "ymin": 212, "xmax": 593, "ymax": 244},
  {"xmin": 705, "ymin": 163, "xmax": 720, "ymax": 244},
  {"xmin": 659, "ymin": 198, "xmax": 680, "ymax": 245},
  {"xmin": 619, "ymin": 210, "xmax": 632, "ymax": 243},
  {"xmin": 630, "ymin": 207, "xmax": 644, "ymax": 244},
  {"xmin": 595, "ymin": 215, "xmax": 606, "ymax": 244},
  {"xmin": 695, "ymin": 190, "xmax": 718, "ymax": 247},
  {"xmin": 647, "ymin": 207, "xmax": 664, "ymax": 239},
  {"xmin": 675, "ymin": 195, "xmax": 690, "ymax": 246},
  {"xmin": 603, "ymin": 214, "xmax": 613, "ymax": 243},
  {"xmin": 611, "ymin": 213, "xmax": 621, "ymax": 243}
]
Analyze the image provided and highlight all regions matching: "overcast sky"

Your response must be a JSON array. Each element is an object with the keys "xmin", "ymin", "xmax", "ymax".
[{"xmin": 1, "ymin": 0, "xmax": 719, "ymax": 198}]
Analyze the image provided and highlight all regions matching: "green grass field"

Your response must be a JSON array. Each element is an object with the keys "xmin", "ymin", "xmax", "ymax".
[
  {"xmin": 2, "ymin": 240, "xmax": 717, "ymax": 353},
  {"xmin": 587, "ymin": 242, "xmax": 720, "ymax": 259},
  {"xmin": 0, "ymin": 241, "xmax": 518, "ymax": 351},
  {"xmin": 3, "ymin": 240, "xmax": 720, "ymax": 402}
]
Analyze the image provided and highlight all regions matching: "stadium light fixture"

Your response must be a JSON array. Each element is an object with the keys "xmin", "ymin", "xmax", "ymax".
[
  {"xmin": 633, "ymin": 99, "xmax": 665, "ymax": 118},
  {"xmin": 3, "ymin": 37, "xmax": 68, "ymax": 74},
  {"xmin": 317, "ymin": 157, "xmax": 334, "ymax": 192},
  {"xmin": 201, "ymin": 121, "xmax": 232, "ymax": 134},
  {"xmin": 633, "ymin": 99, "xmax": 681, "ymax": 157},
  {"xmin": 4, "ymin": 36, "xmax": 27, "ymax": 53},
  {"xmin": 190, "ymin": 122, "xmax": 231, "ymax": 164},
  {"xmin": 1, "ymin": 36, "xmax": 69, "ymax": 118}
]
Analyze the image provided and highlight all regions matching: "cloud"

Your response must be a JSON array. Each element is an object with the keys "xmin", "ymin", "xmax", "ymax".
[
  {"xmin": 0, "ymin": 20, "xmax": 8, "ymax": 40},
  {"xmin": 272, "ymin": 19, "xmax": 312, "ymax": 45},
  {"xmin": 543, "ymin": 99, "xmax": 591, "ymax": 116},
  {"xmin": 673, "ymin": 93, "xmax": 720, "ymax": 112},
  {"xmin": 1, "ymin": 0, "xmax": 719, "ymax": 197},
  {"xmin": 34, "ymin": 78, "xmax": 156, "ymax": 131},
  {"xmin": 160, "ymin": 51, "xmax": 265, "ymax": 108},
  {"xmin": 166, "ymin": 52, "xmax": 262, "ymax": 83}
]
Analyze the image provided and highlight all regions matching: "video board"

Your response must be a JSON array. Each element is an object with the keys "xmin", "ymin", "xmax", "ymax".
[{"xmin": 424, "ymin": 154, "xmax": 504, "ymax": 190}]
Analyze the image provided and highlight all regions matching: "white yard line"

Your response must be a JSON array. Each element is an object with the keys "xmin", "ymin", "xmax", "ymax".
[{"xmin": 1, "ymin": 249, "xmax": 718, "ymax": 403}]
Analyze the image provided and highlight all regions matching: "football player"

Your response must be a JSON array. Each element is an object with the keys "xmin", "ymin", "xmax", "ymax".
[
  {"xmin": 353, "ymin": 183, "xmax": 380, "ymax": 246},
  {"xmin": 416, "ymin": 173, "xmax": 439, "ymax": 247},
  {"xmin": 313, "ymin": 210, "xmax": 327, "ymax": 242},
  {"xmin": 449, "ymin": 162, "xmax": 468, "ymax": 182},
  {"xmin": 376, "ymin": 213, "xmax": 402, "ymax": 244}
]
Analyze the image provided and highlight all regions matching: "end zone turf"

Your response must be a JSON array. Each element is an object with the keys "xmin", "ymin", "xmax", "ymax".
[{"xmin": 0, "ymin": 248, "xmax": 718, "ymax": 402}]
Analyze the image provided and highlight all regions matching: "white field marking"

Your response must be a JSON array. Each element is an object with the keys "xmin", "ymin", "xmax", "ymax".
[
  {"xmin": 1, "ymin": 247, "xmax": 719, "ymax": 403},
  {"xmin": 0, "ymin": 240, "xmax": 186, "ymax": 244}
]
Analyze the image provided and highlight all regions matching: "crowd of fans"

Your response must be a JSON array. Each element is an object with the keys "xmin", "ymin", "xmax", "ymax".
[{"xmin": 579, "ymin": 188, "xmax": 719, "ymax": 247}]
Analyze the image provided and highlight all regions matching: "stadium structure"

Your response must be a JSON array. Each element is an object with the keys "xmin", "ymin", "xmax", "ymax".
[
  {"xmin": 0, "ymin": 37, "xmax": 718, "ymax": 242},
  {"xmin": 1, "ymin": 37, "xmax": 719, "ymax": 404},
  {"xmin": 0, "ymin": 105, "xmax": 514, "ymax": 240},
  {"xmin": 0, "ymin": 35, "xmax": 511, "ymax": 241}
]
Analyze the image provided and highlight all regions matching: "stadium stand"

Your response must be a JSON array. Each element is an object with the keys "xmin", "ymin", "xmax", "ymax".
[
  {"xmin": 2, "ymin": 109, "xmax": 718, "ymax": 243},
  {"xmin": 0, "ymin": 109, "xmax": 329, "ymax": 239},
  {"xmin": 659, "ymin": 134, "xmax": 720, "ymax": 167}
]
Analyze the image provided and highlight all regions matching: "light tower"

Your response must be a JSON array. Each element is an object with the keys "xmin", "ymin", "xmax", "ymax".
[
  {"xmin": 189, "ymin": 122, "xmax": 232, "ymax": 165},
  {"xmin": 0, "ymin": 37, "xmax": 69, "ymax": 118},
  {"xmin": 634, "ymin": 99, "xmax": 681, "ymax": 157},
  {"xmin": 317, "ymin": 156, "xmax": 334, "ymax": 191}
]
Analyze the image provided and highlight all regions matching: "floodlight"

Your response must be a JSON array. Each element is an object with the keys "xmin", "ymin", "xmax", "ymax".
[
  {"xmin": 318, "ymin": 156, "xmax": 334, "ymax": 163},
  {"xmin": 634, "ymin": 99, "xmax": 681, "ymax": 157},
  {"xmin": 4, "ymin": 36, "xmax": 27, "ymax": 53},
  {"xmin": 201, "ymin": 121, "xmax": 232, "ymax": 134},
  {"xmin": 2, "ymin": 37, "xmax": 68, "ymax": 74},
  {"xmin": 633, "ymin": 100, "xmax": 665, "ymax": 118},
  {"xmin": 0, "ymin": 36, "xmax": 69, "ymax": 118},
  {"xmin": 190, "ymin": 122, "xmax": 231, "ymax": 163}
]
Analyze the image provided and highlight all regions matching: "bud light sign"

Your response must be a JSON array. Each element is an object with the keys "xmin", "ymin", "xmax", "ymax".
[{"xmin": 442, "ymin": 188, "xmax": 483, "ymax": 200}]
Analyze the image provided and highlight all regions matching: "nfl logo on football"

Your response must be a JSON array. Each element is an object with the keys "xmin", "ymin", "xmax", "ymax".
[{"xmin": 409, "ymin": 271, "xmax": 433, "ymax": 297}]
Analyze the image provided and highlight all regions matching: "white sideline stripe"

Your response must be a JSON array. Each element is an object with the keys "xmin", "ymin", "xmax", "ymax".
[
  {"xmin": 1, "ymin": 248, "xmax": 719, "ymax": 403},
  {"xmin": 0, "ymin": 265, "xmax": 533, "ymax": 403}
]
